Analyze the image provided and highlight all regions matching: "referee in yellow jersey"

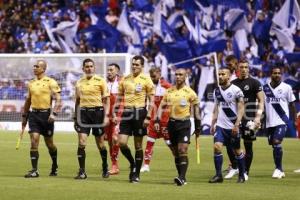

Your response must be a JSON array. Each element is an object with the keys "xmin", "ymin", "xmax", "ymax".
[
  {"xmin": 155, "ymin": 68, "xmax": 201, "ymax": 186},
  {"xmin": 74, "ymin": 58, "xmax": 110, "ymax": 179},
  {"xmin": 113, "ymin": 55, "xmax": 155, "ymax": 183},
  {"xmin": 22, "ymin": 60, "xmax": 62, "ymax": 178}
]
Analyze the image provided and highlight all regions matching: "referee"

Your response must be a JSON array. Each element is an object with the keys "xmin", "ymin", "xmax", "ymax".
[
  {"xmin": 155, "ymin": 68, "xmax": 201, "ymax": 186},
  {"xmin": 74, "ymin": 58, "xmax": 110, "ymax": 179},
  {"xmin": 22, "ymin": 60, "xmax": 61, "ymax": 178},
  {"xmin": 113, "ymin": 55, "xmax": 155, "ymax": 183}
]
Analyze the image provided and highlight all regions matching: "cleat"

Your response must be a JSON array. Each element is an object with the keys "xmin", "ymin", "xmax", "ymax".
[
  {"xmin": 102, "ymin": 169, "xmax": 110, "ymax": 179},
  {"xmin": 209, "ymin": 175, "xmax": 223, "ymax": 183},
  {"xmin": 237, "ymin": 176, "xmax": 245, "ymax": 183},
  {"xmin": 140, "ymin": 164, "xmax": 150, "ymax": 172},
  {"xmin": 174, "ymin": 177, "xmax": 185, "ymax": 186},
  {"xmin": 224, "ymin": 168, "xmax": 239, "ymax": 179},
  {"xmin": 108, "ymin": 165, "xmax": 120, "ymax": 175},
  {"xmin": 74, "ymin": 169, "xmax": 87, "ymax": 180},
  {"xmin": 130, "ymin": 173, "xmax": 140, "ymax": 183},
  {"xmin": 49, "ymin": 165, "xmax": 58, "ymax": 176},
  {"xmin": 272, "ymin": 169, "xmax": 285, "ymax": 179},
  {"xmin": 140, "ymin": 164, "xmax": 150, "ymax": 173},
  {"xmin": 244, "ymin": 173, "xmax": 249, "ymax": 181},
  {"xmin": 24, "ymin": 169, "xmax": 39, "ymax": 178}
]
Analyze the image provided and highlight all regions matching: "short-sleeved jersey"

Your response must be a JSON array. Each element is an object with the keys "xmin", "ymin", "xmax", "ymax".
[
  {"xmin": 76, "ymin": 75, "xmax": 109, "ymax": 108},
  {"xmin": 232, "ymin": 77, "xmax": 262, "ymax": 120},
  {"xmin": 107, "ymin": 76, "xmax": 123, "ymax": 116},
  {"xmin": 28, "ymin": 76, "xmax": 61, "ymax": 109},
  {"xmin": 263, "ymin": 82, "xmax": 296, "ymax": 128},
  {"xmin": 162, "ymin": 85, "xmax": 199, "ymax": 119},
  {"xmin": 214, "ymin": 84, "xmax": 244, "ymax": 129},
  {"xmin": 118, "ymin": 73, "xmax": 154, "ymax": 108},
  {"xmin": 150, "ymin": 78, "xmax": 171, "ymax": 125}
]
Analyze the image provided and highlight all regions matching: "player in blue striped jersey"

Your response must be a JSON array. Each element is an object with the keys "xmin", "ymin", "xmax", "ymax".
[
  {"xmin": 209, "ymin": 68, "xmax": 246, "ymax": 183},
  {"xmin": 263, "ymin": 66, "xmax": 297, "ymax": 179}
]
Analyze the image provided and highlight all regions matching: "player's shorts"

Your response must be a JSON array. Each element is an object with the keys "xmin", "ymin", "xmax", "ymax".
[
  {"xmin": 28, "ymin": 109, "xmax": 54, "ymax": 137},
  {"xmin": 104, "ymin": 120, "xmax": 119, "ymax": 142},
  {"xmin": 74, "ymin": 107, "xmax": 104, "ymax": 137},
  {"xmin": 267, "ymin": 125, "xmax": 287, "ymax": 145},
  {"xmin": 148, "ymin": 123, "xmax": 170, "ymax": 140},
  {"xmin": 119, "ymin": 107, "xmax": 147, "ymax": 137},
  {"xmin": 214, "ymin": 126, "xmax": 241, "ymax": 149},
  {"xmin": 167, "ymin": 118, "xmax": 191, "ymax": 145},
  {"xmin": 240, "ymin": 121, "xmax": 256, "ymax": 141}
]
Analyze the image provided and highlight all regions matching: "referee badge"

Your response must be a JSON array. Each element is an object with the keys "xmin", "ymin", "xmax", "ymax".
[
  {"xmin": 135, "ymin": 83, "xmax": 142, "ymax": 92},
  {"xmin": 180, "ymin": 99, "xmax": 187, "ymax": 107}
]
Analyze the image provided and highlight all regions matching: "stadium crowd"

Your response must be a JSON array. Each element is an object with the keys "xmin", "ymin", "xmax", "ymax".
[{"xmin": 0, "ymin": 0, "xmax": 299, "ymax": 102}]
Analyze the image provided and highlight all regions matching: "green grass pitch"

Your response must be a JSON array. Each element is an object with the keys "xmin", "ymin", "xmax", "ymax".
[{"xmin": 0, "ymin": 131, "xmax": 300, "ymax": 200}]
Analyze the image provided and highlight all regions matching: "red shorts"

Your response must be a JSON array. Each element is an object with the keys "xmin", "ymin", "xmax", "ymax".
[
  {"xmin": 148, "ymin": 122, "xmax": 170, "ymax": 140},
  {"xmin": 104, "ymin": 121, "xmax": 119, "ymax": 142}
]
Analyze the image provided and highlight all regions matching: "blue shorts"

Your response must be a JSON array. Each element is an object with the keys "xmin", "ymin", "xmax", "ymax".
[
  {"xmin": 267, "ymin": 125, "xmax": 287, "ymax": 145},
  {"xmin": 214, "ymin": 126, "xmax": 241, "ymax": 149}
]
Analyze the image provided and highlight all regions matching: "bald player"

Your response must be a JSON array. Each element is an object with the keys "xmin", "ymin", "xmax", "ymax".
[
  {"xmin": 22, "ymin": 60, "xmax": 62, "ymax": 178},
  {"xmin": 155, "ymin": 68, "xmax": 201, "ymax": 186}
]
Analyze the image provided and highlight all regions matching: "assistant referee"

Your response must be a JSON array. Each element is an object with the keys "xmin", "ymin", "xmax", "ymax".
[{"xmin": 22, "ymin": 60, "xmax": 61, "ymax": 178}]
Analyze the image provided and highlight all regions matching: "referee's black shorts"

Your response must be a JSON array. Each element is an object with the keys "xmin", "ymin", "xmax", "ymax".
[
  {"xmin": 28, "ymin": 109, "xmax": 54, "ymax": 137},
  {"xmin": 74, "ymin": 107, "xmax": 105, "ymax": 137},
  {"xmin": 167, "ymin": 118, "xmax": 191, "ymax": 145},
  {"xmin": 119, "ymin": 107, "xmax": 147, "ymax": 137}
]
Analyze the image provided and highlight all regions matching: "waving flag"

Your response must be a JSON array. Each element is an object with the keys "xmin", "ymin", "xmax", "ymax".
[
  {"xmin": 272, "ymin": 0, "xmax": 300, "ymax": 31},
  {"xmin": 117, "ymin": 5, "xmax": 134, "ymax": 36}
]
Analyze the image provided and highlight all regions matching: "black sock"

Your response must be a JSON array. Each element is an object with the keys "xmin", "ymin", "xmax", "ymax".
[
  {"xmin": 77, "ymin": 147, "xmax": 86, "ymax": 171},
  {"xmin": 100, "ymin": 147, "xmax": 108, "ymax": 171},
  {"xmin": 49, "ymin": 148, "xmax": 58, "ymax": 168},
  {"xmin": 135, "ymin": 149, "xmax": 143, "ymax": 177},
  {"xmin": 178, "ymin": 156, "xmax": 188, "ymax": 180},
  {"xmin": 30, "ymin": 150, "xmax": 39, "ymax": 170},
  {"xmin": 175, "ymin": 157, "xmax": 180, "ymax": 176},
  {"xmin": 120, "ymin": 146, "xmax": 135, "ymax": 166},
  {"xmin": 244, "ymin": 141, "xmax": 253, "ymax": 174},
  {"xmin": 226, "ymin": 146, "xmax": 237, "ymax": 169}
]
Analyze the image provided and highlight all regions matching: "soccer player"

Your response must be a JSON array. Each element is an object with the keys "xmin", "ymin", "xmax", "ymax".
[
  {"xmin": 263, "ymin": 66, "xmax": 297, "ymax": 179},
  {"xmin": 155, "ymin": 68, "xmax": 201, "ymax": 186},
  {"xmin": 112, "ymin": 55, "xmax": 155, "ymax": 183},
  {"xmin": 105, "ymin": 63, "xmax": 122, "ymax": 175},
  {"xmin": 74, "ymin": 58, "xmax": 110, "ymax": 179},
  {"xmin": 225, "ymin": 55, "xmax": 239, "ymax": 81},
  {"xmin": 224, "ymin": 59, "xmax": 264, "ymax": 179},
  {"xmin": 22, "ymin": 60, "xmax": 61, "ymax": 178},
  {"xmin": 140, "ymin": 67, "xmax": 174, "ymax": 173},
  {"xmin": 209, "ymin": 67, "xmax": 246, "ymax": 183}
]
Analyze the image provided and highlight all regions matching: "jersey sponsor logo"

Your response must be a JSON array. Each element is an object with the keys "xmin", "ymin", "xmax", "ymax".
[{"xmin": 266, "ymin": 97, "xmax": 280, "ymax": 103}]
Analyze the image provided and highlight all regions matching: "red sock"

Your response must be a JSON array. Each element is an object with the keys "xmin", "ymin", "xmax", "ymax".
[
  {"xmin": 144, "ymin": 141, "xmax": 155, "ymax": 165},
  {"xmin": 111, "ymin": 144, "xmax": 119, "ymax": 166}
]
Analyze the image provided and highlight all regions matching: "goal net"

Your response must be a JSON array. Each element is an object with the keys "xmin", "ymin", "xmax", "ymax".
[{"xmin": 0, "ymin": 53, "xmax": 131, "ymax": 131}]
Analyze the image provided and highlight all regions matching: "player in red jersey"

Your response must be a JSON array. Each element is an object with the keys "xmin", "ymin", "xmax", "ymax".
[
  {"xmin": 140, "ymin": 67, "xmax": 175, "ymax": 172},
  {"xmin": 105, "ymin": 63, "xmax": 123, "ymax": 175}
]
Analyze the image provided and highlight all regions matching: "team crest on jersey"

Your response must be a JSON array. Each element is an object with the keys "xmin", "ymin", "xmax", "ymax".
[
  {"xmin": 277, "ymin": 89, "xmax": 283, "ymax": 95},
  {"xmin": 244, "ymin": 85, "xmax": 249, "ymax": 91},
  {"xmin": 226, "ymin": 92, "xmax": 232, "ymax": 98}
]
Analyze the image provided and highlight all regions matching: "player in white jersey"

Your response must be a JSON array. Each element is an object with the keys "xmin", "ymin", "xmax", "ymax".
[
  {"xmin": 209, "ymin": 68, "xmax": 246, "ymax": 183},
  {"xmin": 263, "ymin": 66, "xmax": 297, "ymax": 179}
]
